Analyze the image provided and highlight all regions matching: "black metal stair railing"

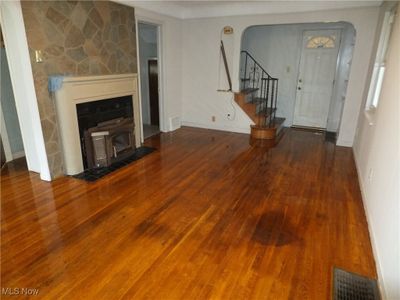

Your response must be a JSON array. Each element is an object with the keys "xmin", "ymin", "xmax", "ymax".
[{"xmin": 240, "ymin": 50, "xmax": 279, "ymax": 127}]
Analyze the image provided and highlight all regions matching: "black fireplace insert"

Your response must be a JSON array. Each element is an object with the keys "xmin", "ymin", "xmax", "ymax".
[{"xmin": 76, "ymin": 96, "xmax": 134, "ymax": 169}]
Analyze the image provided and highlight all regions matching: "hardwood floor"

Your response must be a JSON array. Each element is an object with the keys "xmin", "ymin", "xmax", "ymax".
[{"xmin": 1, "ymin": 127, "xmax": 376, "ymax": 299}]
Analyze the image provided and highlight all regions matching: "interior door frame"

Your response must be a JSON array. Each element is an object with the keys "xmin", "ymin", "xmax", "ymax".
[
  {"xmin": 135, "ymin": 19, "xmax": 165, "ymax": 143},
  {"xmin": 0, "ymin": 1, "xmax": 51, "ymax": 180},
  {"xmin": 293, "ymin": 28, "xmax": 342, "ymax": 129}
]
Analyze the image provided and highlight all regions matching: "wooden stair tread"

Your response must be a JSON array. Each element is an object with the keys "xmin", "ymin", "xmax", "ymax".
[
  {"xmin": 250, "ymin": 97, "xmax": 265, "ymax": 103},
  {"xmin": 239, "ymin": 88, "xmax": 258, "ymax": 94},
  {"xmin": 250, "ymin": 117, "xmax": 285, "ymax": 140},
  {"xmin": 274, "ymin": 117, "xmax": 285, "ymax": 126},
  {"xmin": 251, "ymin": 117, "xmax": 285, "ymax": 129},
  {"xmin": 257, "ymin": 107, "xmax": 276, "ymax": 116}
]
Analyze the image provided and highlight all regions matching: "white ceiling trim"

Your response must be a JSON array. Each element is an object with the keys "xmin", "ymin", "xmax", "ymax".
[{"xmin": 116, "ymin": 1, "xmax": 382, "ymax": 19}]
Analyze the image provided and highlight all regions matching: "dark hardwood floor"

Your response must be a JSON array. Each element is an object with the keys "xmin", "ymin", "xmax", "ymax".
[{"xmin": 1, "ymin": 127, "xmax": 376, "ymax": 299}]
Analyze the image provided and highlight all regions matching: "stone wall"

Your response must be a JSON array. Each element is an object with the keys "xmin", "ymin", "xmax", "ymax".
[{"xmin": 21, "ymin": 0, "xmax": 137, "ymax": 178}]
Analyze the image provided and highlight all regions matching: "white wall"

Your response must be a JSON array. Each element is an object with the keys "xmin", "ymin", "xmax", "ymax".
[
  {"xmin": 138, "ymin": 23, "xmax": 158, "ymax": 125},
  {"xmin": 0, "ymin": 1, "xmax": 50, "ymax": 181},
  {"xmin": 133, "ymin": 7, "xmax": 183, "ymax": 132},
  {"xmin": 353, "ymin": 8, "xmax": 399, "ymax": 299},
  {"xmin": 182, "ymin": 17, "xmax": 252, "ymax": 133},
  {"xmin": 181, "ymin": 7, "xmax": 380, "ymax": 146}
]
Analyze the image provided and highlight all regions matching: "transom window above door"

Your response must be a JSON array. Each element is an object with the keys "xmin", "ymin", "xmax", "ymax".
[{"xmin": 306, "ymin": 36, "xmax": 336, "ymax": 49}]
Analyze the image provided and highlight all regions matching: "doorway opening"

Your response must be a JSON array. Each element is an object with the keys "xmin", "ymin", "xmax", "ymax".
[
  {"xmin": 0, "ymin": 25, "xmax": 25, "ymax": 170},
  {"xmin": 240, "ymin": 22, "xmax": 356, "ymax": 141},
  {"xmin": 138, "ymin": 22, "xmax": 161, "ymax": 139}
]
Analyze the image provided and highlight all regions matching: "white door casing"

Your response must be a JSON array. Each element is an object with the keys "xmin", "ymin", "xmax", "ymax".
[
  {"xmin": 293, "ymin": 30, "xmax": 341, "ymax": 128},
  {"xmin": 135, "ymin": 15, "xmax": 166, "ymax": 141},
  {"xmin": 0, "ymin": 1, "xmax": 51, "ymax": 180}
]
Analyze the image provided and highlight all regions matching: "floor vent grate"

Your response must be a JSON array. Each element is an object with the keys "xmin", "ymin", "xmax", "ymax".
[{"xmin": 333, "ymin": 268, "xmax": 380, "ymax": 300}]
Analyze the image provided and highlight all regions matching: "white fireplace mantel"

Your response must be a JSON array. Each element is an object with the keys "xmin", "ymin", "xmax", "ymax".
[{"xmin": 53, "ymin": 74, "xmax": 140, "ymax": 175}]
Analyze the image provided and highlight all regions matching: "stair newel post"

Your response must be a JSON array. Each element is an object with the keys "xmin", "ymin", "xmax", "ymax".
[
  {"xmin": 265, "ymin": 76, "xmax": 268, "ymax": 113},
  {"xmin": 270, "ymin": 79, "xmax": 275, "ymax": 127},
  {"xmin": 265, "ymin": 78, "xmax": 268, "ymax": 114},
  {"xmin": 259, "ymin": 77, "xmax": 262, "ymax": 114},
  {"xmin": 274, "ymin": 79, "xmax": 279, "ymax": 122},
  {"xmin": 257, "ymin": 78, "xmax": 261, "ymax": 124},
  {"xmin": 253, "ymin": 61, "xmax": 256, "ymax": 90},
  {"xmin": 261, "ymin": 73, "xmax": 265, "ymax": 113},
  {"xmin": 244, "ymin": 53, "xmax": 248, "ymax": 90}
]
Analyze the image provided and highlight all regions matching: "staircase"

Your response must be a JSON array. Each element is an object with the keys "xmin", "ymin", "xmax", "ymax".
[{"xmin": 235, "ymin": 51, "xmax": 285, "ymax": 141}]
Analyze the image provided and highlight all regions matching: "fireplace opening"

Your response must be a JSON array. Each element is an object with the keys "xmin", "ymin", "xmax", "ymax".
[{"xmin": 76, "ymin": 96, "xmax": 135, "ymax": 169}]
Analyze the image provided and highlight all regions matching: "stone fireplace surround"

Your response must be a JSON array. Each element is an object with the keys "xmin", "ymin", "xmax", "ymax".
[{"xmin": 53, "ymin": 74, "xmax": 140, "ymax": 175}]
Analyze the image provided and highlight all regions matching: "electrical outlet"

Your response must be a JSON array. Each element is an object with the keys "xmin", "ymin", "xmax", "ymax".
[
  {"xmin": 35, "ymin": 50, "xmax": 44, "ymax": 63},
  {"xmin": 212, "ymin": 116, "xmax": 216, "ymax": 122},
  {"xmin": 227, "ymin": 113, "xmax": 231, "ymax": 118}
]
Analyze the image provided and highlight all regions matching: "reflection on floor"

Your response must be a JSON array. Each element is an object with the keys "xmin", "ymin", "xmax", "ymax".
[
  {"xmin": 1, "ymin": 128, "xmax": 376, "ymax": 299},
  {"xmin": 1, "ymin": 157, "xmax": 27, "ymax": 175},
  {"xmin": 143, "ymin": 124, "xmax": 160, "ymax": 139}
]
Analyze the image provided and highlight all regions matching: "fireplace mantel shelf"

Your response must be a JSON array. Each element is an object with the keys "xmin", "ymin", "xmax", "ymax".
[
  {"xmin": 62, "ymin": 74, "xmax": 136, "ymax": 83},
  {"xmin": 53, "ymin": 73, "xmax": 140, "ymax": 175}
]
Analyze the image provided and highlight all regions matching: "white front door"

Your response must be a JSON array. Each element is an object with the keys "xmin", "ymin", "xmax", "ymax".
[{"xmin": 293, "ymin": 30, "xmax": 341, "ymax": 128}]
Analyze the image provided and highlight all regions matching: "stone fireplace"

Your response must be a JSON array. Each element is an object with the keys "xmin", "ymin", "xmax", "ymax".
[{"xmin": 53, "ymin": 74, "xmax": 140, "ymax": 175}]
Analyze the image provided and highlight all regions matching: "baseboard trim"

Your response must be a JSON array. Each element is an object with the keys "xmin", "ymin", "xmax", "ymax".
[
  {"xmin": 181, "ymin": 121, "xmax": 250, "ymax": 134},
  {"xmin": 352, "ymin": 148, "xmax": 386, "ymax": 299},
  {"xmin": 12, "ymin": 151, "xmax": 25, "ymax": 159},
  {"xmin": 336, "ymin": 139, "xmax": 353, "ymax": 147}
]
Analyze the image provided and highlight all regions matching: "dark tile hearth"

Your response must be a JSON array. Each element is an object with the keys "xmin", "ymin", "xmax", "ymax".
[{"xmin": 72, "ymin": 146, "xmax": 155, "ymax": 182}]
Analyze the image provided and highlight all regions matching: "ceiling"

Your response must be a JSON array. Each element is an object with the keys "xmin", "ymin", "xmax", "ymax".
[{"xmin": 117, "ymin": 1, "xmax": 382, "ymax": 19}]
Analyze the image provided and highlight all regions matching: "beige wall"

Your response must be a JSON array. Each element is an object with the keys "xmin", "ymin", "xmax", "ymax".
[
  {"xmin": 21, "ymin": 1, "xmax": 137, "ymax": 178},
  {"xmin": 353, "ymin": 5, "xmax": 399, "ymax": 299}
]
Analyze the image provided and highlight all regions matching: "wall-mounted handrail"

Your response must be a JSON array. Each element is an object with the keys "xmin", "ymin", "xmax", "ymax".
[{"xmin": 220, "ymin": 41, "xmax": 232, "ymax": 91}]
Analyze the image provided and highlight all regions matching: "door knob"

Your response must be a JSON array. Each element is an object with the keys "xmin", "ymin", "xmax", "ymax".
[{"xmin": 297, "ymin": 87, "xmax": 301, "ymax": 90}]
